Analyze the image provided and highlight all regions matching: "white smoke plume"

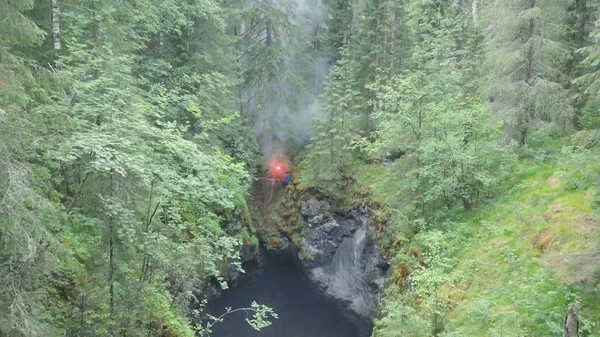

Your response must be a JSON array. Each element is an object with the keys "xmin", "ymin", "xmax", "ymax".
[{"xmin": 244, "ymin": 0, "xmax": 331, "ymax": 159}]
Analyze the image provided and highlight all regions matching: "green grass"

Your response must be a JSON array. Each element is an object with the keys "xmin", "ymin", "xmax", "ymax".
[
  {"xmin": 441, "ymin": 163, "xmax": 600, "ymax": 336},
  {"xmin": 367, "ymin": 150, "xmax": 600, "ymax": 336}
]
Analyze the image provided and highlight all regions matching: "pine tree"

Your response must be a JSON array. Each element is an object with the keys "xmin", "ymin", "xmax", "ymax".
[
  {"xmin": 0, "ymin": 0, "xmax": 47, "ymax": 107},
  {"xmin": 371, "ymin": 0, "xmax": 513, "ymax": 222},
  {"xmin": 349, "ymin": 0, "xmax": 404, "ymax": 132},
  {"xmin": 480, "ymin": 0, "xmax": 574, "ymax": 145},
  {"xmin": 0, "ymin": 0, "xmax": 259, "ymax": 334},
  {"xmin": 301, "ymin": 52, "xmax": 360, "ymax": 195},
  {"xmin": 573, "ymin": 3, "xmax": 600, "ymax": 129},
  {"xmin": 232, "ymin": 0, "xmax": 301, "ymax": 154},
  {"xmin": 323, "ymin": 0, "xmax": 353, "ymax": 60},
  {"xmin": 0, "ymin": 1, "xmax": 63, "ymax": 336},
  {"xmin": 565, "ymin": 0, "xmax": 594, "ymax": 128}
]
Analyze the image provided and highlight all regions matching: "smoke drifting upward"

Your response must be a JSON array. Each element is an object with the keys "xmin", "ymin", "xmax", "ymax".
[
  {"xmin": 287, "ymin": 50, "xmax": 330, "ymax": 144},
  {"xmin": 244, "ymin": 0, "xmax": 331, "ymax": 159}
]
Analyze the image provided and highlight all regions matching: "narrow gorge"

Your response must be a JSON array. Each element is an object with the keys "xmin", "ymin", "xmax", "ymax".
[
  {"xmin": 202, "ymin": 188, "xmax": 390, "ymax": 337},
  {"xmin": 2, "ymin": 0, "xmax": 599, "ymax": 336}
]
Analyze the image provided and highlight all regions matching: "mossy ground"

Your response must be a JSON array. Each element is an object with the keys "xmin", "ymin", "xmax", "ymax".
[
  {"xmin": 439, "ymin": 161, "xmax": 600, "ymax": 336},
  {"xmin": 249, "ymin": 175, "xmax": 311, "ymax": 252}
]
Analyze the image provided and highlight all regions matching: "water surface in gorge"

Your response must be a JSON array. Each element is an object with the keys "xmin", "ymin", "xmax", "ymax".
[{"xmin": 207, "ymin": 256, "xmax": 365, "ymax": 337}]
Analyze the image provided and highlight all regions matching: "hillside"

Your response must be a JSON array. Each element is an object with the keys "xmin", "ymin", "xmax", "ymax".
[{"xmin": 346, "ymin": 133, "xmax": 600, "ymax": 336}]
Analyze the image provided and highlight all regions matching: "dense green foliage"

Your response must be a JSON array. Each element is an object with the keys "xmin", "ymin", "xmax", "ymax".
[
  {"xmin": 298, "ymin": 0, "xmax": 600, "ymax": 336},
  {"xmin": 301, "ymin": 52, "xmax": 360, "ymax": 196},
  {"xmin": 0, "ymin": 0, "xmax": 268, "ymax": 335},
  {"xmin": 2, "ymin": 0, "xmax": 600, "ymax": 335}
]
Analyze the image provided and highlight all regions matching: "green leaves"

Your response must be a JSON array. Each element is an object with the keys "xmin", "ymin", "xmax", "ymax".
[
  {"xmin": 0, "ymin": 0, "xmax": 262, "ymax": 333},
  {"xmin": 300, "ymin": 52, "xmax": 361, "ymax": 196},
  {"xmin": 480, "ymin": 0, "xmax": 574, "ymax": 144},
  {"xmin": 367, "ymin": 0, "xmax": 514, "ymax": 225},
  {"xmin": 195, "ymin": 301, "xmax": 278, "ymax": 336},
  {"xmin": 245, "ymin": 301, "xmax": 279, "ymax": 331}
]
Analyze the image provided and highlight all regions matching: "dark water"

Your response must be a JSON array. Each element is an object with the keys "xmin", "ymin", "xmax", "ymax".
[{"xmin": 207, "ymin": 257, "xmax": 362, "ymax": 337}]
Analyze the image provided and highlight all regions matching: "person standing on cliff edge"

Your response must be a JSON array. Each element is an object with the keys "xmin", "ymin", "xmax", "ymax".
[{"xmin": 284, "ymin": 171, "xmax": 291, "ymax": 186}]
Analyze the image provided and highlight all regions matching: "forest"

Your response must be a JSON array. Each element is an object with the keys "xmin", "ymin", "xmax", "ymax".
[{"xmin": 1, "ymin": 0, "xmax": 600, "ymax": 336}]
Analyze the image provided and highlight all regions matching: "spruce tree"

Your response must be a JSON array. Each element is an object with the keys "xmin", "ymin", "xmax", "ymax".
[
  {"xmin": 574, "ymin": 3, "xmax": 600, "ymax": 128},
  {"xmin": 480, "ymin": 0, "xmax": 574, "ymax": 145},
  {"xmin": 349, "ymin": 0, "xmax": 405, "ymax": 132},
  {"xmin": 301, "ymin": 52, "xmax": 360, "ymax": 195},
  {"xmin": 371, "ymin": 0, "xmax": 513, "ymax": 224},
  {"xmin": 0, "ymin": 1, "xmax": 62, "ymax": 336}
]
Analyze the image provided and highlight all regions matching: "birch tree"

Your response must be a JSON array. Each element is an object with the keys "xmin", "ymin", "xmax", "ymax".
[{"xmin": 51, "ymin": 0, "xmax": 61, "ymax": 55}]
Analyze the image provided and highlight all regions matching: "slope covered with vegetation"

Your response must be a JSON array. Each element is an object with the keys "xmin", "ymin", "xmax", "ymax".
[
  {"xmin": 1, "ymin": 0, "xmax": 313, "ymax": 334},
  {"xmin": 2, "ymin": 0, "xmax": 600, "ymax": 336},
  {"xmin": 344, "ymin": 134, "xmax": 600, "ymax": 336},
  {"xmin": 295, "ymin": 0, "xmax": 600, "ymax": 336}
]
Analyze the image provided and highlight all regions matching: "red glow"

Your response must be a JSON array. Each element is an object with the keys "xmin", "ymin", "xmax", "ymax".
[{"xmin": 269, "ymin": 158, "xmax": 288, "ymax": 180}]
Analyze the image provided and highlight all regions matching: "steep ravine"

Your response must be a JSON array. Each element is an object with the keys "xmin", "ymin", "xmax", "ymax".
[
  {"xmin": 295, "ymin": 196, "xmax": 389, "ymax": 336},
  {"xmin": 202, "ymin": 192, "xmax": 389, "ymax": 337}
]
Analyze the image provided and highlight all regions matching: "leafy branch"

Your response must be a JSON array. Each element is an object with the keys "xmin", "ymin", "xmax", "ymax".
[{"xmin": 194, "ymin": 301, "xmax": 278, "ymax": 336}]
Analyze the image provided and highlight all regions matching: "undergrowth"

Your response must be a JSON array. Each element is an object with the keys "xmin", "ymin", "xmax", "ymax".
[{"xmin": 359, "ymin": 133, "xmax": 600, "ymax": 336}]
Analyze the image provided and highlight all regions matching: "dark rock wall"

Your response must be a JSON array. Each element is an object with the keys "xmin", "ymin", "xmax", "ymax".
[
  {"xmin": 198, "ymin": 193, "xmax": 388, "ymax": 337},
  {"xmin": 297, "ymin": 196, "xmax": 389, "ymax": 334}
]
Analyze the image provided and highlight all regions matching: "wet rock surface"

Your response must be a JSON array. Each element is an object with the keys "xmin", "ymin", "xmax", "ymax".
[{"xmin": 297, "ymin": 196, "xmax": 389, "ymax": 335}]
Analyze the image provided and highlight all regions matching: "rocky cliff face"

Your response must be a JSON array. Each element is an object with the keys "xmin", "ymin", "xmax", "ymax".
[
  {"xmin": 296, "ymin": 196, "xmax": 389, "ymax": 335},
  {"xmin": 198, "ymin": 194, "xmax": 388, "ymax": 336}
]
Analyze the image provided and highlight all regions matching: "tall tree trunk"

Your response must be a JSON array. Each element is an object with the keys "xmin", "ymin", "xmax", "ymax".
[
  {"xmin": 352, "ymin": 0, "xmax": 359, "ymax": 29},
  {"xmin": 520, "ymin": 126, "xmax": 529, "ymax": 147},
  {"xmin": 91, "ymin": 0, "xmax": 98, "ymax": 43},
  {"xmin": 91, "ymin": 0, "xmax": 100, "ymax": 80},
  {"xmin": 455, "ymin": 0, "xmax": 464, "ymax": 65},
  {"xmin": 234, "ymin": 23, "xmax": 244, "ymax": 117},
  {"xmin": 384, "ymin": 0, "xmax": 392, "ymax": 67},
  {"xmin": 522, "ymin": 0, "xmax": 536, "ymax": 146},
  {"xmin": 79, "ymin": 294, "xmax": 86, "ymax": 335},
  {"xmin": 109, "ymin": 170, "xmax": 116, "ymax": 337},
  {"xmin": 109, "ymin": 220, "xmax": 115, "ymax": 337},
  {"xmin": 330, "ymin": 105, "xmax": 335, "ymax": 166},
  {"xmin": 51, "ymin": 0, "xmax": 61, "ymax": 56},
  {"xmin": 340, "ymin": 86, "xmax": 346, "ymax": 168},
  {"xmin": 472, "ymin": 0, "xmax": 477, "ymax": 22},
  {"xmin": 524, "ymin": 0, "xmax": 535, "ymax": 87},
  {"xmin": 569, "ymin": 0, "xmax": 588, "ymax": 129},
  {"xmin": 266, "ymin": 20, "xmax": 272, "ymax": 46},
  {"xmin": 389, "ymin": 0, "xmax": 396, "ymax": 72}
]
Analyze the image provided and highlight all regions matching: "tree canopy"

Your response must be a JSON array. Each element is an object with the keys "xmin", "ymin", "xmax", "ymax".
[{"xmin": 2, "ymin": 0, "xmax": 600, "ymax": 335}]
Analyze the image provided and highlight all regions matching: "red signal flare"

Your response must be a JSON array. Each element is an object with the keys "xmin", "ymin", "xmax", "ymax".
[{"xmin": 269, "ymin": 159, "xmax": 288, "ymax": 180}]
